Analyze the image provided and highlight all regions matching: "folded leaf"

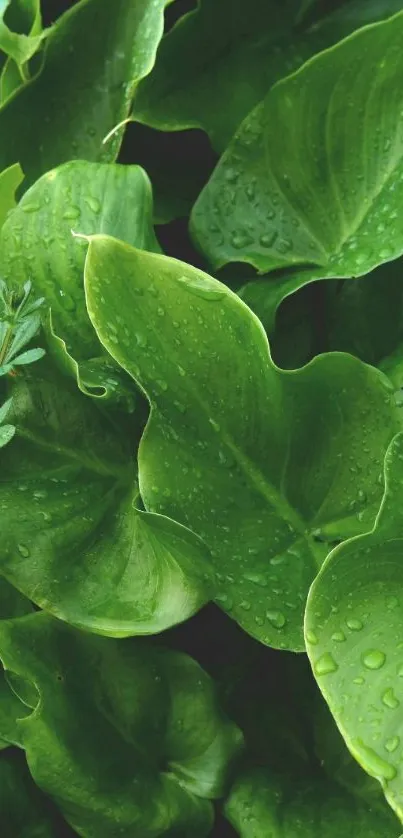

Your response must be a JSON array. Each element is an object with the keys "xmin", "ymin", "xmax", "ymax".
[
  {"xmin": 0, "ymin": 361, "xmax": 213, "ymax": 635},
  {"xmin": 0, "ymin": 0, "xmax": 169, "ymax": 187},
  {"xmin": 0, "ymin": 611, "xmax": 243, "ymax": 836},
  {"xmin": 133, "ymin": 0, "xmax": 401, "ymax": 153},
  {"xmin": 305, "ymin": 431, "xmax": 403, "ymax": 821},
  {"xmin": 84, "ymin": 236, "xmax": 403, "ymax": 649},
  {"xmin": 0, "ymin": 0, "xmax": 44, "ymax": 69},
  {"xmin": 191, "ymin": 11, "xmax": 403, "ymax": 281}
]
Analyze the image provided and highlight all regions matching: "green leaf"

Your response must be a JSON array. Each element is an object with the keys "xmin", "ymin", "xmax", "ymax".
[
  {"xmin": 84, "ymin": 236, "xmax": 403, "ymax": 650},
  {"xmin": 0, "ymin": 162, "xmax": 23, "ymax": 229},
  {"xmin": 0, "ymin": 578, "xmax": 33, "ymax": 749},
  {"xmin": 0, "ymin": 361, "xmax": 213, "ymax": 636},
  {"xmin": 225, "ymin": 766, "xmax": 400, "ymax": 837},
  {"xmin": 0, "ymin": 0, "xmax": 44, "ymax": 69},
  {"xmin": 305, "ymin": 431, "xmax": 403, "ymax": 822},
  {"xmin": 191, "ymin": 11, "xmax": 403, "ymax": 280},
  {"xmin": 0, "ymin": 0, "xmax": 169, "ymax": 188},
  {"xmin": 0, "ymin": 748, "xmax": 74, "ymax": 837},
  {"xmin": 0, "ymin": 159, "xmax": 160, "ymax": 400},
  {"xmin": 133, "ymin": 0, "xmax": 401, "ymax": 153},
  {"xmin": 0, "ymin": 611, "xmax": 243, "ymax": 837}
]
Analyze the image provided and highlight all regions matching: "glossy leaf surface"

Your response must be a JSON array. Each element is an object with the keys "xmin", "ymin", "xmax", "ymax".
[
  {"xmin": 0, "ymin": 161, "xmax": 23, "ymax": 228},
  {"xmin": 0, "ymin": 361, "xmax": 212, "ymax": 635},
  {"xmin": 191, "ymin": 12, "xmax": 403, "ymax": 280},
  {"xmin": 85, "ymin": 236, "xmax": 403, "ymax": 649},
  {"xmin": 305, "ymin": 432, "xmax": 403, "ymax": 821}
]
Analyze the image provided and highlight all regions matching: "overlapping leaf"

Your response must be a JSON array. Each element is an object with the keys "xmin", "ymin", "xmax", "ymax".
[
  {"xmin": 0, "ymin": 360, "xmax": 213, "ymax": 635},
  {"xmin": 0, "ymin": 0, "xmax": 169, "ymax": 188},
  {"xmin": 133, "ymin": 0, "xmax": 401, "ymax": 153},
  {"xmin": 0, "ymin": 610, "xmax": 242, "ymax": 837},
  {"xmin": 191, "ymin": 11, "xmax": 403, "ymax": 288},
  {"xmin": 84, "ymin": 236, "xmax": 403, "ymax": 650},
  {"xmin": 0, "ymin": 159, "xmax": 159, "ymax": 400},
  {"xmin": 305, "ymin": 431, "xmax": 403, "ymax": 822}
]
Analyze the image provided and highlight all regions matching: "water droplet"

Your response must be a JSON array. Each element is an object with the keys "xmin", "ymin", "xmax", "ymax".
[
  {"xmin": 386, "ymin": 596, "xmax": 399, "ymax": 610},
  {"xmin": 22, "ymin": 203, "xmax": 41, "ymax": 213},
  {"xmin": 382, "ymin": 688, "xmax": 400, "ymax": 709},
  {"xmin": 254, "ymin": 615, "xmax": 265, "ymax": 626},
  {"xmin": 85, "ymin": 196, "xmax": 101, "ymax": 214},
  {"xmin": 306, "ymin": 629, "xmax": 318, "ymax": 645},
  {"xmin": 177, "ymin": 274, "xmax": 225, "ymax": 301},
  {"xmin": 243, "ymin": 572, "xmax": 268, "ymax": 588},
  {"xmin": 331, "ymin": 631, "xmax": 346, "ymax": 642},
  {"xmin": 63, "ymin": 206, "xmax": 80, "ymax": 220},
  {"xmin": 157, "ymin": 306, "xmax": 165, "ymax": 317},
  {"xmin": 385, "ymin": 736, "xmax": 400, "ymax": 753},
  {"xmin": 314, "ymin": 653, "xmax": 338, "ymax": 676},
  {"xmin": 259, "ymin": 232, "xmax": 278, "ymax": 248},
  {"xmin": 239, "ymin": 600, "xmax": 251, "ymax": 611},
  {"xmin": 346, "ymin": 618, "xmax": 363, "ymax": 631},
  {"xmin": 17, "ymin": 544, "xmax": 30, "ymax": 558},
  {"xmin": 352, "ymin": 738, "xmax": 396, "ymax": 781},
  {"xmin": 353, "ymin": 676, "xmax": 365, "ymax": 685},
  {"xmin": 266, "ymin": 610, "xmax": 286, "ymax": 629},
  {"xmin": 230, "ymin": 230, "xmax": 254, "ymax": 249},
  {"xmin": 362, "ymin": 650, "xmax": 386, "ymax": 670}
]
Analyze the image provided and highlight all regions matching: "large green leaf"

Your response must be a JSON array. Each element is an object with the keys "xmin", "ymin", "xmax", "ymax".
[
  {"xmin": 84, "ymin": 235, "xmax": 403, "ymax": 650},
  {"xmin": 133, "ymin": 0, "xmax": 401, "ymax": 153},
  {"xmin": 225, "ymin": 767, "xmax": 400, "ymax": 837},
  {"xmin": 0, "ymin": 0, "xmax": 169, "ymax": 188},
  {"xmin": 0, "ymin": 748, "xmax": 75, "ymax": 837},
  {"xmin": 0, "ymin": 610, "xmax": 242, "ymax": 837},
  {"xmin": 191, "ymin": 11, "xmax": 403, "ymax": 282},
  {"xmin": 0, "ymin": 159, "xmax": 159, "ymax": 400},
  {"xmin": 0, "ymin": 161, "xmax": 23, "ymax": 228},
  {"xmin": 0, "ymin": 361, "xmax": 213, "ymax": 636},
  {"xmin": 305, "ymin": 430, "xmax": 403, "ymax": 822}
]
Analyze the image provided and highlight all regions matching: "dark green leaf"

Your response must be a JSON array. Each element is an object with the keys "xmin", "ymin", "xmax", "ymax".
[
  {"xmin": 133, "ymin": 0, "xmax": 401, "ymax": 153},
  {"xmin": 0, "ymin": 611, "xmax": 242, "ymax": 836},
  {"xmin": 0, "ymin": 0, "xmax": 169, "ymax": 188}
]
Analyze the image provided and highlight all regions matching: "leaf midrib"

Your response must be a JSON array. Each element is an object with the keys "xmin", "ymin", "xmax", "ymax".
[{"xmin": 16, "ymin": 426, "xmax": 130, "ymax": 480}]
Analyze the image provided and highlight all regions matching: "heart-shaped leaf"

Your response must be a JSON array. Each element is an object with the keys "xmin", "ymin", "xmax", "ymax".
[
  {"xmin": 191, "ymin": 11, "xmax": 403, "ymax": 283},
  {"xmin": 0, "ymin": 361, "xmax": 213, "ymax": 635},
  {"xmin": 84, "ymin": 235, "xmax": 403, "ymax": 650},
  {"xmin": 305, "ymin": 431, "xmax": 403, "ymax": 821},
  {"xmin": 0, "ymin": 610, "xmax": 243, "ymax": 837},
  {"xmin": 0, "ymin": 0, "xmax": 169, "ymax": 188}
]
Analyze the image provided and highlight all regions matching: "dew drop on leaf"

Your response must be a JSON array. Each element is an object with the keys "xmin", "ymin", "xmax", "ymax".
[
  {"xmin": 385, "ymin": 736, "xmax": 400, "ymax": 753},
  {"xmin": 17, "ymin": 544, "xmax": 30, "ymax": 558},
  {"xmin": 346, "ymin": 618, "xmax": 363, "ymax": 631},
  {"xmin": 382, "ymin": 688, "xmax": 400, "ymax": 709},
  {"xmin": 266, "ymin": 610, "xmax": 286, "ymax": 629},
  {"xmin": 176, "ymin": 274, "xmax": 225, "ymax": 301},
  {"xmin": 362, "ymin": 650, "xmax": 386, "ymax": 670},
  {"xmin": 331, "ymin": 631, "xmax": 346, "ymax": 642},
  {"xmin": 314, "ymin": 652, "xmax": 338, "ymax": 676},
  {"xmin": 351, "ymin": 738, "xmax": 397, "ymax": 781}
]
